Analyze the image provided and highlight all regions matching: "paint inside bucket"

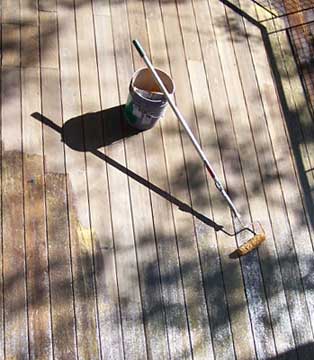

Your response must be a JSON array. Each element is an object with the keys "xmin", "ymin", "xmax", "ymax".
[{"xmin": 124, "ymin": 68, "xmax": 174, "ymax": 130}]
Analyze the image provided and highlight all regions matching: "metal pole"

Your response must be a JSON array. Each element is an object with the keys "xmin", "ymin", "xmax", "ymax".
[{"xmin": 132, "ymin": 40, "xmax": 242, "ymax": 220}]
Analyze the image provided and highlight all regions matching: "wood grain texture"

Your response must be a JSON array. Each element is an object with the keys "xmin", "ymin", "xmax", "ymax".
[
  {"xmin": 2, "ymin": 0, "xmax": 20, "ymax": 24},
  {"xmin": 2, "ymin": 64, "xmax": 29, "ymax": 359},
  {"xmin": 184, "ymin": 1, "xmax": 238, "ymax": 358},
  {"xmin": 40, "ymin": 11, "xmax": 59, "ymax": 69},
  {"xmin": 58, "ymin": 0, "xmax": 100, "ymax": 358},
  {"xmin": 21, "ymin": 25, "xmax": 40, "ymax": 67},
  {"xmin": 21, "ymin": 0, "xmax": 38, "ymax": 26},
  {"xmin": 126, "ymin": 1, "xmax": 170, "ymax": 358},
  {"xmin": 216, "ymin": 3, "xmax": 277, "ymax": 358},
  {"xmin": 142, "ymin": 3, "xmax": 194, "ymax": 359},
  {"xmin": 1, "ymin": 0, "xmax": 314, "ymax": 358},
  {"xmin": 77, "ymin": 1, "xmax": 124, "ymax": 359},
  {"xmin": 155, "ymin": 1, "xmax": 214, "ymax": 358},
  {"xmin": 108, "ymin": 0, "xmax": 147, "ymax": 358},
  {"xmin": 201, "ymin": 1, "xmax": 257, "ymax": 358},
  {"xmin": 22, "ymin": 66, "xmax": 53, "ymax": 360},
  {"xmin": 42, "ymin": 66, "xmax": 77, "ymax": 359},
  {"xmin": 253, "ymin": 4, "xmax": 314, "ymax": 358},
  {"xmin": 235, "ymin": 1, "xmax": 299, "ymax": 358},
  {"xmin": 2, "ymin": 24, "xmax": 20, "ymax": 66},
  {"xmin": 94, "ymin": 12, "xmax": 124, "ymax": 359},
  {"xmin": 39, "ymin": 0, "xmax": 56, "ymax": 12},
  {"xmin": 0, "ymin": 6, "xmax": 3, "ymax": 352}
]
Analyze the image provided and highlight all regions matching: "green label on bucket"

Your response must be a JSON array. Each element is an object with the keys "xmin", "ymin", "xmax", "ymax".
[{"xmin": 124, "ymin": 100, "xmax": 137, "ymax": 124}]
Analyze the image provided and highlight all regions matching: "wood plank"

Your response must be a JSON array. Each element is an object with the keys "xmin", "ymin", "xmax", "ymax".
[
  {"xmin": 108, "ymin": 0, "xmax": 148, "ymax": 357},
  {"xmin": 2, "ymin": 24, "xmax": 20, "ymax": 66},
  {"xmin": 20, "ymin": 7, "xmax": 51, "ymax": 359},
  {"xmin": 187, "ymin": 62, "xmax": 237, "ymax": 360},
  {"xmin": 214, "ymin": 2, "xmax": 291, "ymax": 358},
  {"xmin": 126, "ymin": 1, "xmax": 171, "ymax": 359},
  {"xmin": 0, "ymin": 5, "xmax": 3, "ymax": 357},
  {"xmin": 76, "ymin": 1, "xmax": 125, "ymax": 359},
  {"xmin": 21, "ymin": 0, "xmax": 38, "ymax": 26},
  {"xmin": 57, "ymin": 1, "xmax": 100, "ymax": 358},
  {"xmin": 154, "ymin": 1, "xmax": 215, "ymax": 358},
  {"xmin": 39, "ymin": 0, "xmax": 56, "ymax": 12},
  {"xmin": 92, "ymin": 0, "xmax": 109, "ymax": 15},
  {"xmin": 251, "ymin": 4, "xmax": 314, "ymax": 357},
  {"xmin": 144, "ymin": 3, "xmax": 194, "ymax": 360},
  {"xmin": 93, "ymin": 13, "xmax": 124, "ymax": 360},
  {"xmin": 135, "ymin": 2, "xmax": 193, "ymax": 359},
  {"xmin": 180, "ymin": 1, "xmax": 248, "ymax": 358},
  {"xmin": 22, "ymin": 66, "xmax": 53, "ymax": 360},
  {"xmin": 224, "ymin": 0, "xmax": 298, "ymax": 357},
  {"xmin": 21, "ymin": 25, "xmax": 40, "ymax": 68},
  {"xmin": 158, "ymin": 1, "xmax": 231, "ymax": 359},
  {"xmin": 2, "ymin": 0, "xmax": 20, "ymax": 24},
  {"xmin": 39, "ymin": 11, "xmax": 59, "ymax": 69},
  {"xmin": 190, "ymin": 1, "xmax": 259, "ymax": 358},
  {"xmin": 0, "ymin": 13, "xmax": 3, "ymax": 355},
  {"xmin": 41, "ymin": 67, "xmax": 77, "ymax": 359},
  {"xmin": 20, "ymin": 0, "xmax": 39, "ymax": 69},
  {"xmin": 40, "ymin": 7, "xmax": 77, "ymax": 359},
  {"xmin": 2, "ymin": 64, "xmax": 29, "ymax": 358}
]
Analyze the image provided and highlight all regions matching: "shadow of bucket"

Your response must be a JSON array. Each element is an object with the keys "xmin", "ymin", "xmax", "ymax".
[{"xmin": 124, "ymin": 67, "xmax": 175, "ymax": 130}]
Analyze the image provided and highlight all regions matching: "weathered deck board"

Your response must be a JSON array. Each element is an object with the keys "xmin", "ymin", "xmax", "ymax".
[
  {"xmin": 2, "ymin": 0, "xmax": 314, "ymax": 359},
  {"xmin": 0, "ymin": 2, "xmax": 3, "ymax": 353},
  {"xmin": 143, "ymin": 2, "xmax": 193, "ymax": 358},
  {"xmin": 2, "ymin": 8, "xmax": 30, "ymax": 357},
  {"xmin": 189, "ymin": 3, "xmax": 237, "ymax": 359},
  {"xmin": 206, "ymin": 1, "xmax": 259, "ymax": 358},
  {"xmin": 2, "ymin": 24, "xmax": 20, "ymax": 66},
  {"xmin": 2, "ymin": 0, "xmax": 20, "ymax": 24},
  {"xmin": 233, "ymin": 1, "xmax": 297, "ymax": 357},
  {"xmin": 2, "ymin": 23, "xmax": 29, "ymax": 358},
  {"xmin": 42, "ymin": 68, "xmax": 77, "ymax": 359},
  {"xmin": 253, "ymin": 4, "xmax": 314, "ymax": 357},
  {"xmin": 57, "ymin": 0, "xmax": 100, "ymax": 358},
  {"xmin": 22, "ymin": 67, "xmax": 53, "ymax": 359},
  {"xmin": 107, "ymin": 1, "xmax": 147, "ymax": 358},
  {"xmin": 159, "ymin": 1, "xmax": 215, "ymax": 358},
  {"xmin": 74, "ymin": 2, "xmax": 104, "ymax": 356},
  {"xmin": 93, "ymin": 8, "xmax": 125, "ymax": 359},
  {"xmin": 39, "ymin": 11, "xmax": 58, "ymax": 69},
  {"xmin": 252, "ymin": 3, "xmax": 314, "ymax": 358},
  {"xmin": 20, "ymin": 3, "xmax": 52, "ymax": 355},
  {"xmin": 237, "ymin": 2, "xmax": 314, "ymax": 358},
  {"xmin": 126, "ymin": 1, "xmax": 170, "ymax": 358},
  {"xmin": 221, "ymin": 3, "xmax": 280, "ymax": 358},
  {"xmin": 39, "ymin": 0, "xmax": 56, "ymax": 12}
]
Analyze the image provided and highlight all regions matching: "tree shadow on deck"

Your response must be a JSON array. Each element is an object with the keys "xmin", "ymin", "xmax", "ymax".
[
  {"xmin": 31, "ymin": 106, "xmax": 314, "ymax": 357},
  {"xmin": 2, "ymin": 0, "xmax": 314, "ymax": 358},
  {"xmin": 219, "ymin": 0, "xmax": 314, "ymax": 231}
]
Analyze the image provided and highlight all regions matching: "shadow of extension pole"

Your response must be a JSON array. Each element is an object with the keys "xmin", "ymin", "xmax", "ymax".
[{"xmin": 32, "ymin": 111, "xmax": 227, "ymax": 235}]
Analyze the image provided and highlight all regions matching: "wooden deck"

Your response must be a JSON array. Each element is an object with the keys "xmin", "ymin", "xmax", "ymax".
[{"xmin": 1, "ymin": 0, "xmax": 314, "ymax": 359}]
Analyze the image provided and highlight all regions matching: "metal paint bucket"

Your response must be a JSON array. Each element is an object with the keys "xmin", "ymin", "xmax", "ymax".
[{"xmin": 124, "ymin": 67, "xmax": 175, "ymax": 130}]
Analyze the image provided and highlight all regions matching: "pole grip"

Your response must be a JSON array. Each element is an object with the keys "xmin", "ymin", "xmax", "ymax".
[{"xmin": 132, "ymin": 39, "xmax": 145, "ymax": 58}]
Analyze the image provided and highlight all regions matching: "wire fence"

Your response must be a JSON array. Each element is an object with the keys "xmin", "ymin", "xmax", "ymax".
[
  {"xmin": 255, "ymin": 0, "xmax": 314, "ymax": 17},
  {"xmin": 288, "ymin": 22, "xmax": 314, "ymax": 114}
]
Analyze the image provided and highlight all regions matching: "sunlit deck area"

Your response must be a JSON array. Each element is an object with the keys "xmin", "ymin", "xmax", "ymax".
[{"xmin": 1, "ymin": 0, "xmax": 314, "ymax": 359}]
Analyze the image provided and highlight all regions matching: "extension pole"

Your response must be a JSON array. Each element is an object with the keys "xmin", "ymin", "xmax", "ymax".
[{"xmin": 132, "ymin": 39, "xmax": 242, "ymax": 220}]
